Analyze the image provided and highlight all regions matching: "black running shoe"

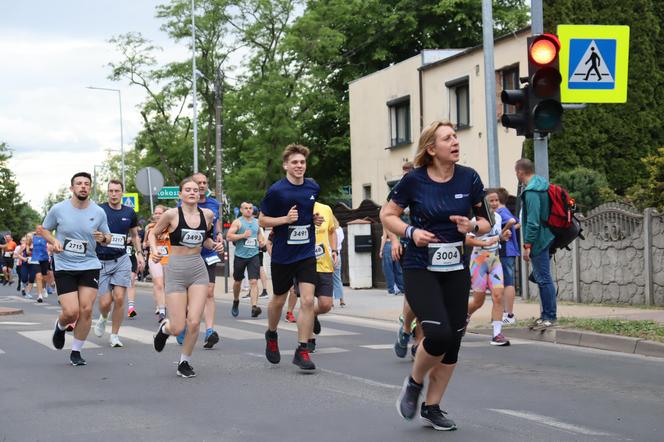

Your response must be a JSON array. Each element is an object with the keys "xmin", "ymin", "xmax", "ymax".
[
  {"xmin": 313, "ymin": 315, "xmax": 321, "ymax": 335},
  {"xmin": 265, "ymin": 330, "xmax": 280, "ymax": 364},
  {"xmin": 52, "ymin": 320, "xmax": 65, "ymax": 350},
  {"xmin": 420, "ymin": 403, "xmax": 457, "ymax": 431},
  {"xmin": 259, "ymin": 289, "xmax": 269, "ymax": 298},
  {"xmin": 203, "ymin": 330, "xmax": 219, "ymax": 349},
  {"xmin": 69, "ymin": 351, "xmax": 87, "ymax": 366},
  {"xmin": 397, "ymin": 376, "xmax": 423, "ymax": 420},
  {"xmin": 176, "ymin": 361, "xmax": 196, "ymax": 378},
  {"xmin": 158, "ymin": 312, "xmax": 166, "ymax": 323},
  {"xmin": 292, "ymin": 346, "xmax": 316, "ymax": 370},
  {"xmin": 307, "ymin": 338, "xmax": 316, "ymax": 353},
  {"xmin": 251, "ymin": 305, "xmax": 262, "ymax": 318},
  {"xmin": 231, "ymin": 300, "xmax": 240, "ymax": 317},
  {"xmin": 153, "ymin": 321, "xmax": 169, "ymax": 352}
]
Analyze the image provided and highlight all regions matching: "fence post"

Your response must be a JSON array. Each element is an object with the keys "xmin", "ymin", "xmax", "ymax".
[
  {"xmin": 572, "ymin": 237, "xmax": 581, "ymax": 303},
  {"xmin": 644, "ymin": 208, "xmax": 654, "ymax": 306}
]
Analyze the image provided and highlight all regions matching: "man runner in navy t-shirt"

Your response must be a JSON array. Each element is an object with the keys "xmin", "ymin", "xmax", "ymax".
[{"xmin": 260, "ymin": 144, "xmax": 321, "ymax": 371}]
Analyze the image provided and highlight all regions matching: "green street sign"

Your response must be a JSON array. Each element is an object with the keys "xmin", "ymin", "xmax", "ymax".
[{"xmin": 157, "ymin": 186, "xmax": 179, "ymax": 199}]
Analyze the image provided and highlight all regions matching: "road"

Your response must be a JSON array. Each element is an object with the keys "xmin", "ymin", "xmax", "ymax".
[{"xmin": 1, "ymin": 284, "xmax": 663, "ymax": 442}]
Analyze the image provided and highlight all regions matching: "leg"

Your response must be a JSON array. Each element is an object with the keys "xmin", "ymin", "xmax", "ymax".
[
  {"xmin": 382, "ymin": 243, "xmax": 395, "ymax": 294},
  {"xmin": 58, "ymin": 292, "xmax": 81, "ymax": 327},
  {"xmin": 204, "ymin": 282, "xmax": 216, "ymax": 330},
  {"xmin": 424, "ymin": 363, "xmax": 456, "ymax": 404},
  {"xmin": 467, "ymin": 292, "xmax": 486, "ymax": 316},
  {"xmin": 181, "ymin": 285, "xmax": 208, "ymax": 357},
  {"xmin": 530, "ymin": 248, "xmax": 557, "ymax": 321},
  {"xmin": 287, "ymin": 288, "xmax": 297, "ymax": 314},
  {"xmin": 393, "ymin": 260, "xmax": 405, "ymax": 294},
  {"xmin": 164, "ymin": 292, "xmax": 188, "ymax": 336},
  {"xmin": 297, "ymin": 283, "xmax": 315, "ymax": 344},
  {"xmin": 73, "ymin": 286, "xmax": 99, "ymax": 341},
  {"xmin": 110, "ymin": 286, "xmax": 127, "ymax": 334},
  {"xmin": 259, "ymin": 266, "xmax": 268, "ymax": 294},
  {"xmin": 249, "ymin": 279, "xmax": 259, "ymax": 307},
  {"xmin": 268, "ymin": 292, "xmax": 288, "ymax": 332}
]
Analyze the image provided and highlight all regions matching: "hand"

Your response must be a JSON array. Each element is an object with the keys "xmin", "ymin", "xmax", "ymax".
[
  {"xmin": 313, "ymin": 212, "xmax": 324, "ymax": 226},
  {"xmin": 212, "ymin": 241, "xmax": 225, "ymax": 253},
  {"xmin": 523, "ymin": 248, "xmax": 530, "ymax": 262},
  {"xmin": 412, "ymin": 229, "xmax": 438, "ymax": 247},
  {"xmin": 486, "ymin": 236, "xmax": 499, "ymax": 246},
  {"xmin": 93, "ymin": 231, "xmax": 106, "ymax": 243},
  {"xmin": 332, "ymin": 251, "xmax": 338, "ymax": 266},
  {"xmin": 53, "ymin": 239, "xmax": 63, "ymax": 254},
  {"xmin": 379, "ymin": 249, "xmax": 383, "ymax": 259},
  {"xmin": 216, "ymin": 232, "xmax": 224, "ymax": 242},
  {"xmin": 391, "ymin": 241, "xmax": 403, "ymax": 261},
  {"xmin": 136, "ymin": 254, "xmax": 146, "ymax": 273},
  {"xmin": 449, "ymin": 215, "xmax": 474, "ymax": 234},
  {"xmin": 258, "ymin": 239, "xmax": 266, "ymax": 248},
  {"xmin": 151, "ymin": 248, "xmax": 163, "ymax": 263},
  {"xmin": 244, "ymin": 230, "xmax": 252, "ymax": 238},
  {"xmin": 286, "ymin": 205, "xmax": 298, "ymax": 224},
  {"xmin": 501, "ymin": 230, "xmax": 512, "ymax": 241}
]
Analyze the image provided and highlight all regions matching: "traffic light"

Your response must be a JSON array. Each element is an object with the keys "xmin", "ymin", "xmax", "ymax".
[
  {"xmin": 501, "ymin": 84, "xmax": 531, "ymax": 137},
  {"xmin": 527, "ymin": 34, "xmax": 563, "ymax": 134}
]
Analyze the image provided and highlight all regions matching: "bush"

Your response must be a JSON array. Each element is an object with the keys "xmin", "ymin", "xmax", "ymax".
[
  {"xmin": 552, "ymin": 167, "xmax": 618, "ymax": 214},
  {"xmin": 626, "ymin": 147, "xmax": 664, "ymax": 211}
]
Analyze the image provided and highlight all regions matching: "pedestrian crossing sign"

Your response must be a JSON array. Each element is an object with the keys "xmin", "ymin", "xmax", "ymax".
[
  {"xmin": 122, "ymin": 193, "xmax": 139, "ymax": 213},
  {"xmin": 558, "ymin": 25, "xmax": 630, "ymax": 103}
]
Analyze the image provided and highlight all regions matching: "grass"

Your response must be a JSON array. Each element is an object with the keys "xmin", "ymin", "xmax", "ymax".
[
  {"xmin": 556, "ymin": 318, "xmax": 664, "ymax": 343},
  {"xmin": 521, "ymin": 298, "xmax": 664, "ymax": 311}
]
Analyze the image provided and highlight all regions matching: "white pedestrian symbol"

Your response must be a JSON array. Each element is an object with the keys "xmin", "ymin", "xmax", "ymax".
[
  {"xmin": 123, "ymin": 197, "xmax": 135, "ymax": 208},
  {"xmin": 570, "ymin": 40, "xmax": 614, "ymax": 83}
]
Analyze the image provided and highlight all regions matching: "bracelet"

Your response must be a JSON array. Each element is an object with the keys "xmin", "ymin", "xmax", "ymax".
[{"xmin": 405, "ymin": 225, "xmax": 415, "ymax": 239}]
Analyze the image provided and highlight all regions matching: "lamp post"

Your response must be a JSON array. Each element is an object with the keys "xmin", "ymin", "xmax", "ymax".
[
  {"xmin": 191, "ymin": 0, "xmax": 199, "ymax": 174},
  {"xmin": 92, "ymin": 164, "xmax": 104, "ymax": 201},
  {"xmin": 87, "ymin": 86, "xmax": 126, "ymax": 189}
]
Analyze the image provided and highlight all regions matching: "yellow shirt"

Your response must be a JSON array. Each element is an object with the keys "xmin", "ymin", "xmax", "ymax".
[{"xmin": 314, "ymin": 202, "xmax": 335, "ymax": 273}]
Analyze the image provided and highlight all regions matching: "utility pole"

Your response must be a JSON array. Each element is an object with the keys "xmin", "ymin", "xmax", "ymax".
[
  {"xmin": 214, "ymin": 66, "xmax": 228, "ymax": 292},
  {"xmin": 482, "ymin": 0, "xmax": 500, "ymax": 187},
  {"xmin": 531, "ymin": 0, "xmax": 549, "ymax": 180}
]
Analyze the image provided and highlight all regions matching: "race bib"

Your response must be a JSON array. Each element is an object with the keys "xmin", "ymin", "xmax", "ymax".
[
  {"xmin": 157, "ymin": 245, "xmax": 169, "ymax": 257},
  {"xmin": 28, "ymin": 256, "xmax": 39, "ymax": 265},
  {"xmin": 244, "ymin": 237, "xmax": 258, "ymax": 248},
  {"xmin": 126, "ymin": 245, "xmax": 133, "ymax": 255},
  {"xmin": 180, "ymin": 229, "xmax": 205, "ymax": 248},
  {"xmin": 315, "ymin": 243, "xmax": 325, "ymax": 259},
  {"xmin": 287, "ymin": 225, "xmax": 309, "ymax": 245},
  {"xmin": 204, "ymin": 254, "xmax": 221, "ymax": 265},
  {"xmin": 108, "ymin": 233, "xmax": 127, "ymax": 249},
  {"xmin": 427, "ymin": 242, "xmax": 463, "ymax": 272},
  {"xmin": 3, "ymin": 252, "xmax": 11, "ymax": 258},
  {"xmin": 63, "ymin": 238, "xmax": 88, "ymax": 256}
]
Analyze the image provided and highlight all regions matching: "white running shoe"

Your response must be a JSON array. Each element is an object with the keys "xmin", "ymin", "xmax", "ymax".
[
  {"xmin": 502, "ymin": 313, "xmax": 516, "ymax": 325},
  {"xmin": 43, "ymin": 290, "xmax": 49, "ymax": 299},
  {"xmin": 110, "ymin": 334, "xmax": 123, "ymax": 348},
  {"xmin": 94, "ymin": 315, "xmax": 108, "ymax": 338}
]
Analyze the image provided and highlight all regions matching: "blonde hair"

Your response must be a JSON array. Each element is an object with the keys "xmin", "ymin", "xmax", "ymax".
[{"xmin": 414, "ymin": 120, "xmax": 454, "ymax": 167}]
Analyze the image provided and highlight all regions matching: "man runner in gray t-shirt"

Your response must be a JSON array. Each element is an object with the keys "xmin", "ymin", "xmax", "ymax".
[{"xmin": 37, "ymin": 172, "xmax": 111, "ymax": 366}]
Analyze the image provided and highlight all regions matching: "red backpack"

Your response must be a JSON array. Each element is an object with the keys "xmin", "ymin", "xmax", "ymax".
[{"xmin": 545, "ymin": 184, "xmax": 583, "ymax": 252}]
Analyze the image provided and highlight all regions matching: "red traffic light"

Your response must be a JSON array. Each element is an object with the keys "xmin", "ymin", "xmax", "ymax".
[{"xmin": 529, "ymin": 34, "xmax": 560, "ymax": 66}]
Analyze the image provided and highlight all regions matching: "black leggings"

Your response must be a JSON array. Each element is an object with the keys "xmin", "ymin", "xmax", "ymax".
[{"xmin": 404, "ymin": 268, "xmax": 469, "ymax": 365}]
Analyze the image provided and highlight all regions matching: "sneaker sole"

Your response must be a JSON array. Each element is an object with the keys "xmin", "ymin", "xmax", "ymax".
[
  {"xmin": 93, "ymin": 323, "xmax": 106, "ymax": 338},
  {"xmin": 396, "ymin": 377, "xmax": 420, "ymax": 420},
  {"xmin": 490, "ymin": 340, "xmax": 511, "ymax": 346},
  {"xmin": 70, "ymin": 360, "xmax": 87, "ymax": 366},
  {"xmin": 176, "ymin": 371, "xmax": 196, "ymax": 378},
  {"xmin": 203, "ymin": 333, "xmax": 219, "ymax": 349},
  {"xmin": 421, "ymin": 416, "xmax": 457, "ymax": 431}
]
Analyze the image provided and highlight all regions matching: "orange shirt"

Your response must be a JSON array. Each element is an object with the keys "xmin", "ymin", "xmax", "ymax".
[
  {"xmin": 3, "ymin": 240, "xmax": 16, "ymax": 259},
  {"xmin": 146, "ymin": 223, "xmax": 171, "ymax": 265}
]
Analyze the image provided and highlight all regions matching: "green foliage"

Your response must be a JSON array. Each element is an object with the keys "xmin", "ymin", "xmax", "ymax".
[
  {"xmin": 557, "ymin": 318, "xmax": 664, "ymax": 343},
  {"xmin": 625, "ymin": 147, "xmax": 664, "ymax": 210},
  {"xmin": 0, "ymin": 143, "xmax": 42, "ymax": 237},
  {"xmin": 552, "ymin": 166, "xmax": 617, "ymax": 213}
]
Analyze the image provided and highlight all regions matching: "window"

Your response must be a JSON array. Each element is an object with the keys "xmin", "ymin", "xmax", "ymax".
[
  {"xmin": 446, "ymin": 77, "xmax": 470, "ymax": 129},
  {"xmin": 387, "ymin": 96, "xmax": 411, "ymax": 147},
  {"xmin": 501, "ymin": 65, "xmax": 520, "ymax": 115},
  {"xmin": 363, "ymin": 184, "xmax": 372, "ymax": 201}
]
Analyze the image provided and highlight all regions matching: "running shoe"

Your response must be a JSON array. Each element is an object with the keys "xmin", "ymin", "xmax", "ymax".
[
  {"xmin": 241, "ymin": 292, "xmax": 250, "ymax": 299},
  {"xmin": 52, "ymin": 320, "xmax": 66, "ymax": 350},
  {"xmin": 203, "ymin": 330, "xmax": 219, "ymax": 349},
  {"xmin": 307, "ymin": 338, "xmax": 316, "ymax": 353},
  {"xmin": 70, "ymin": 351, "xmax": 87, "ymax": 366},
  {"xmin": 46, "ymin": 287, "xmax": 54, "ymax": 295},
  {"xmin": 24, "ymin": 292, "xmax": 33, "ymax": 299},
  {"xmin": 153, "ymin": 321, "xmax": 169, "ymax": 352},
  {"xmin": 532, "ymin": 319, "xmax": 556, "ymax": 331},
  {"xmin": 339, "ymin": 300, "xmax": 346, "ymax": 307},
  {"xmin": 285, "ymin": 311, "xmax": 296, "ymax": 323},
  {"xmin": 397, "ymin": 376, "xmax": 423, "ymax": 420},
  {"xmin": 21, "ymin": 289, "xmax": 25, "ymax": 297},
  {"xmin": 110, "ymin": 334, "xmax": 124, "ymax": 348},
  {"xmin": 43, "ymin": 291, "xmax": 49, "ymax": 299},
  {"xmin": 94, "ymin": 315, "xmax": 108, "ymax": 338},
  {"xmin": 231, "ymin": 300, "xmax": 240, "ymax": 317},
  {"xmin": 259, "ymin": 289, "xmax": 269, "ymax": 298},
  {"xmin": 158, "ymin": 312, "xmax": 166, "ymax": 323},
  {"xmin": 176, "ymin": 328, "xmax": 186, "ymax": 345},
  {"xmin": 528, "ymin": 318, "xmax": 544, "ymax": 330},
  {"xmin": 37, "ymin": 296, "xmax": 43, "ymax": 303},
  {"xmin": 265, "ymin": 330, "xmax": 280, "ymax": 364},
  {"xmin": 410, "ymin": 343, "xmax": 418, "ymax": 360},
  {"xmin": 127, "ymin": 307, "xmax": 137, "ymax": 318},
  {"xmin": 176, "ymin": 361, "xmax": 196, "ymax": 378},
  {"xmin": 155, "ymin": 308, "xmax": 160, "ymax": 316},
  {"xmin": 251, "ymin": 305, "xmax": 262, "ymax": 318},
  {"xmin": 490, "ymin": 333, "xmax": 511, "ymax": 346},
  {"xmin": 292, "ymin": 346, "xmax": 316, "ymax": 370},
  {"xmin": 394, "ymin": 325, "xmax": 411, "ymax": 358},
  {"xmin": 313, "ymin": 315, "xmax": 321, "ymax": 335},
  {"xmin": 420, "ymin": 403, "xmax": 457, "ymax": 431},
  {"xmin": 502, "ymin": 312, "xmax": 516, "ymax": 325}
]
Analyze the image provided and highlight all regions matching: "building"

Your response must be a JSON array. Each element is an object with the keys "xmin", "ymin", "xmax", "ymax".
[{"xmin": 349, "ymin": 27, "xmax": 530, "ymax": 207}]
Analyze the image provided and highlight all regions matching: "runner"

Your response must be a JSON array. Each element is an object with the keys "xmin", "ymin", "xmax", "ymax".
[
  {"xmin": 143, "ymin": 205, "xmax": 170, "ymax": 322},
  {"xmin": 495, "ymin": 188, "xmax": 520, "ymax": 324},
  {"xmin": 14, "ymin": 236, "xmax": 30, "ymax": 297},
  {"xmin": 93, "ymin": 180, "xmax": 145, "ymax": 348},
  {"xmin": 31, "ymin": 231, "xmax": 51, "ymax": 302},
  {"xmin": 150, "ymin": 177, "xmax": 224, "ymax": 378},
  {"xmin": 23, "ymin": 233, "xmax": 44, "ymax": 301},
  {"xmin": 332, "ymin": 222, "xmax": 345, "ymax": 307},
  {"xmin": 227, "ymin": 201, "xmax": 265, "ymax": 318},
  {"xmin": 308, "ymin": 201, "xmax": 338, "ymax": 352},
  {"xmin": 1, "ymin": 233, "xmax": 17, "ymax": 286},
  {"xmin": 381, "ymin": 121, "xmax": 491, "ymax": 430},
  {"xmin": 257, "ymin": 226, "xmax": 270, "ymax": 298},
  {"xmin": 37, "ymin": 171, "xmax": 112, "ymax": 366},
  {"xmin": 259, "ymin": 144, "xmax": 321, "ymax": 371},
  {"xmin": 126, "ymin": 235, "xmax": 139, "ymax": 319}
]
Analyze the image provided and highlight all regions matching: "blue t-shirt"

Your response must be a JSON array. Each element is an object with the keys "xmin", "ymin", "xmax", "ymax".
[
  {"xmin": 260, "ymin": 177, "xmax": 320, "ymax": 264},
  {"xmin": 496, "ymin": 206, "xmax": 520, "ymax": 257},
  {"xmin": 96, "ymin": 203, "xmax": 138, "ymax": 259},
  {"xmin": 179, "ymin": 197, "xmax": 221, "ymax": 258},
  {"xmin": 42, "ymin": 200, "xmax": 110, "ymax": 271},
  {"xmin": 32, "ymin": 235, "xmax": 49, "ymax": 261},
  {"xmin": 390, "ymin": 165, "xmax": 485, "ymax": 269}
]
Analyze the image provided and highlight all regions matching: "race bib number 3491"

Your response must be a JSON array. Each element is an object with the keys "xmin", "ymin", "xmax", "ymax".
[
  {"xmin": 287, "ymin": 225, "xmax": 309, "ymax": 245},
  {"xmin": 427, "ymin": 242, "xmax": 463, "ymax": 272}
]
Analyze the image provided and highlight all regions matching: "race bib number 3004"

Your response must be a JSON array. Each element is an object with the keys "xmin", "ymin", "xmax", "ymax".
[
  {"xmin": 287, "ymin": 225, "xmax": 309, "ymax": 245},
  {"xmin": 427, "ymin": 242, "xmax": 463, "ymax": 272}
]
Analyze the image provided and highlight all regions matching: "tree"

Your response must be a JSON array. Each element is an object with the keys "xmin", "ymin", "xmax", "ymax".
[
  {"xmin": 0, "ymin": 143, "xmax": 42, "ymax": 236},
  {"xmin": 626, "ymin": 147, "xmax": 664, "ymax": 210},
  {"xmin": 553, "ymin": 167, "xmax": 617, "ymax": 214}
]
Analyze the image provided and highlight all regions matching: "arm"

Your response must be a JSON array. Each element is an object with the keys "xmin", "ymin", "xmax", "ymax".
[
  {"xmin": 258, "ymin": 227, "xmax": 266, "ymax": 248},
  {"xmin": 149, "ymin": 210, "xmax": 176, "ymax": 262},
  {"xmin": 259, "ymin": 205, "xmax": 298, "ymax": 228},
  {"xmin": 202, "ymin": 210, "xmax": 224, "ymax": 253},
  {"xmin": 226, "ymin": 220, "xmax": 246, "ymax": 242},
  {"xmin": 380, "ymin": 201, "xmax": 438, "ymax": 247},
  {"xmin": 130, "ymin": 226, "xmax": 145, "ymax": 272},
  {"xmin": 329, "ymin": 227, "xmax": 338, "ymax": 266},
  {"xmin": 523, "ymin": 192, "xmax": 541, "ymax": 248},
  {"xmin": 36, "ymin": 225, "xmax": 63, "ymax": 253},
  {"xmin": 465, "ymin": 234, "xmax": 499, "ymax": 248}
]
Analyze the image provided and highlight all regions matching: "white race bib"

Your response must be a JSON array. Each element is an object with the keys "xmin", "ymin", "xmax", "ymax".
[
  {"xmin": 157, "ymin": 245, "xmax": 169, "ymax": 257},
  {"xmin": 315, "ymin": 243, "xmax": 325, "ymax": 259},
  {"xmin": 427, "ymin": 242, "xmax": 463, "ymax": 272},
  {"xmin": 204, "ymin": 254, "xmax": 221, "ymax": 265},
  {"xmin": 28, "ymin": 256, "xmax": 39, "ymax": 265},
  {"xmin": 63, "ymin": 238, "xmax": 88, "ymax": 256},
  {"xmin": 126, "ymin": 245, "xmax": 133, "ymax": 255},
  {"xmin": 3, "ymin": 252, "xmax": 12, "ymax": 258},
  {"xmin": 287, "ymin": 225, "xmax": 309, "ymax": 245},
  {"xmin": 180, "ymin": 229, "xmax": 205, "ymax": 248},
  {"xmin": 109, "ymin": 233, "xmax": 127, "ymax": 249},
  {"xmin": 244, "ymin": 237, "xmax": 257, "ymax": 248}
]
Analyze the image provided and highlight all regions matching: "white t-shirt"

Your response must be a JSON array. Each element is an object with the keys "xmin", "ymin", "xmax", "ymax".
[{"xmin": 467, "ymin": 212, "xmax": 502, "ymax": 253}]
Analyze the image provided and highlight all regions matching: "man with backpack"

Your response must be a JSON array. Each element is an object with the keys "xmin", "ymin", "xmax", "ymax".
[{"xmin": 515, "ymin": 159, "xmax": 557, "ymax": 330}]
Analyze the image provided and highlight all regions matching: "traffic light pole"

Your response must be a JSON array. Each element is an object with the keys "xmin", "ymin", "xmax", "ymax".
[
  {"xmin": 482, "ymin": 0, "xmax": 500, "ymax": 187},
  {"xmin": 531, "ymin": 0, "xmax": 549, "ymax": 180}
]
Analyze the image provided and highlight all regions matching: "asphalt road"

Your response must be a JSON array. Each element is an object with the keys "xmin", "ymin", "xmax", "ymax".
[{"xmin": 1, "ymin": 284, "xmax": 663, "ymax": 442}]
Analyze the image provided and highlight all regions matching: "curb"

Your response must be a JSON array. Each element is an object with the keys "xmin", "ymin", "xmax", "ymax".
[
  {"xmin": 0, "ymin": 307, "xmax": 23, "ymax": 316},
  {"xmin": 471, "ymin": 327, "xmax": 664, "ymax": 358}
]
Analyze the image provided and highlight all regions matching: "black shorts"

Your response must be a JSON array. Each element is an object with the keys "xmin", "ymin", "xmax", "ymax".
[
  {"xmin": 271, "ymin": 257, "xmax": 317, "ymax": 296},
  {"xmin": 3, "ymin": 258, "xmax": 14, "ymax": 269},
  {"xmin": 38, "ymin": 260, "xmax": 49, "ymax": 275},
  {"xmin": 28, "ymin": 264, "xmax": 41, "ymax": 283},
  {"xmin": 258, "ymin": 251, "xmax": 264, "ymax": 267},
  {"xmin": 206, "ymin": 262, "xmax": 217, "ymax": 284},
  {"xmin": 315, "ymin": 272, "xmax": 334, "ymax": 297},
  {"xmin": 54, "ymin": 269, "xmax": 100, "ymax": 295},
  {"xmin": 233, "ymin": 255, "xmax": 260, "ymax": 281},
  {"xmin": 130, "ymin": 255, "xmax": 138, "ymax": 273}
]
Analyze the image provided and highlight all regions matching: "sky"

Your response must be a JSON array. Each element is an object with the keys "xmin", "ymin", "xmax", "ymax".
[{"xmin": 0, "ymin": 1, "xmax": 190, "ymax": 212}]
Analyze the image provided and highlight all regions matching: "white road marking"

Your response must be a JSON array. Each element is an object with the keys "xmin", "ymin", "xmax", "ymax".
[
  {"xmin": 319, "ymin": 368, "xmax": 402, "ymax": 390},
  {"xmin": 0, "ymin": 321, "xmax": 40, "ymax": 326},
  {"xmin": 44, "ymin": 306, "xmax": 61, "ymax": 310},
  {"xmin": 18, "ymin": 330, "xmax": 101, "ymax": 350},
  {"xmin": 321, "ymin": 314, "xmax": 397, "ymax": 331},
  {"xmin": 217, "ymin": 325, "xmax": 265, "ymax": 340},
  {"xmin": 360, "ymin": 344, "xmax": 394, "ymax": 350},
  {"xmin": 489, "ymin": 409, "xmax": 615, "ymax": 436},
  {"xmin": 237, "ymin": 319, "xmax": 358, "ymax": 336},
  {"xmin": 0, "ymin": 348, "xmax": 5, "ymax": 354},
  {"xmin": 279, "ymin": 347, "xmax": 348, "ymax": 356}
]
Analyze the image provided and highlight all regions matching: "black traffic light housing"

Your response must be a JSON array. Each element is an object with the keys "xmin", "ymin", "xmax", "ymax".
[
  {"xmin": 501, "ymin": 82, "xmax": 531, "ymax": 138},
  {"xmin": 527, "ymin": 34, "xmax": 563, "ymax": 134}
]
